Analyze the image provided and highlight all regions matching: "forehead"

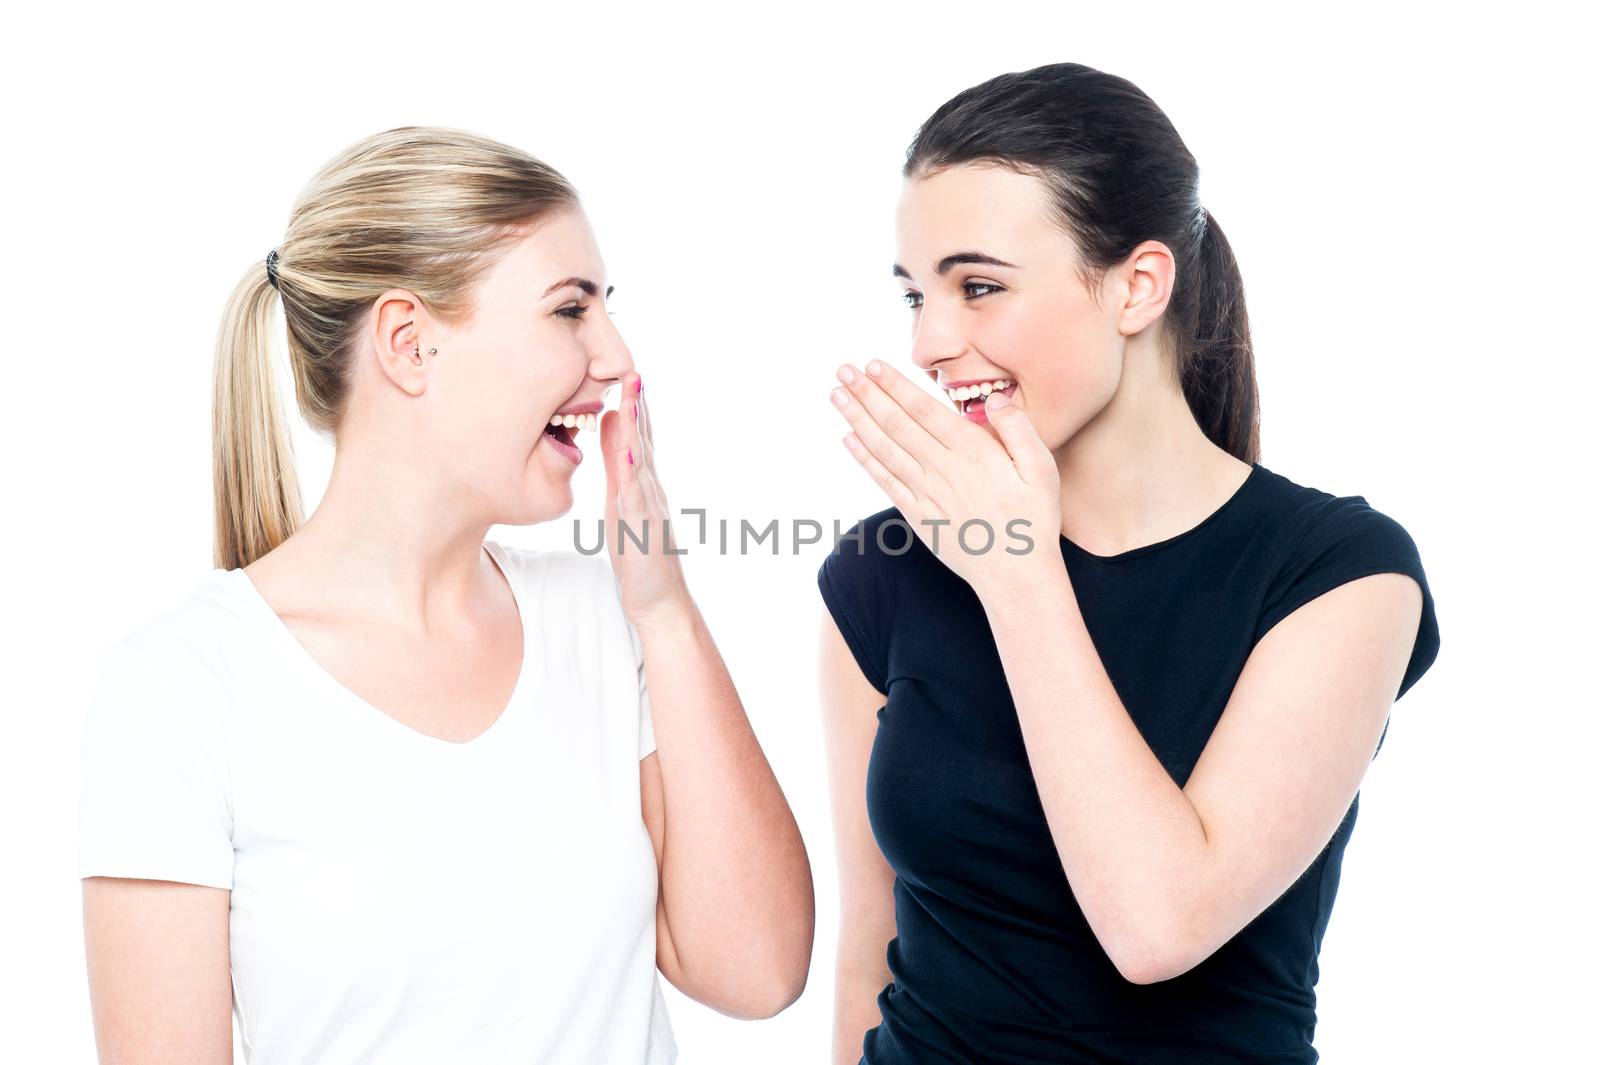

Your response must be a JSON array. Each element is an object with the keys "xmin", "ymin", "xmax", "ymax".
[
  {"xmin": 490, "ymin": 207, "xmax": 606, "ymax": 288},
  {"xmin": 894, "ymin": 164, "xmax": 1059, "ymax": 271}
]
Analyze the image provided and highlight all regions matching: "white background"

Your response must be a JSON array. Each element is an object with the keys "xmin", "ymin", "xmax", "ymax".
[{"xmin": 5, "ymin": 2, "xmax": 1593, "ymax": 1061}]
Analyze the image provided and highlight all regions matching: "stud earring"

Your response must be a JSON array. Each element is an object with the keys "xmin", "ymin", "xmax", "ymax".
[{"xmin": 412, "ymin": 345, "xmax": 438, "ymax": 364}]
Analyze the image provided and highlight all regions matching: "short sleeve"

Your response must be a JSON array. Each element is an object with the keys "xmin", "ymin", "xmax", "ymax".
[
  {"xmin": 816, "ymin": 510, "xmax": 903, "ymax": 697},
  {"xmin": 625, "ymin": 614, "xmax": 657, "ymax": 760},
  {"xmin": 78, "ymin": 634, "xmax": 235, "ymax": 889},
  {"xmin": 1256, "ymin": 498, "xmax": 1441, "ymax": 702}
]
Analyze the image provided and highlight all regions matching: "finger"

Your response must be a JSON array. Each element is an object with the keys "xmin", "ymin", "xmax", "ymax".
[
  {"xmin": 636, "ymin": 378, "xmax": 655, "ymax": 454},
  {"xmin": 859, "ymin": 360, "xmax": 974, "ymax": 451},
  {"xmin": 616, "ymin": 442, "xmax": 651, "ymax": 543},
  {"xmin": 624, "ymin": 373, "xmax": 654, "ymax": 458},
  {"xmin": 983, "ymin": 390, "xmax": 1055, "ymax": 485},
  {"xmin": 628, "ymin": 381, "xmax": 658, "ymax": 475},
  {"xmin": 635, "ymin": 449, "xmax": 670, "ymax": 516},
  {"xmin": 616, "ymin": 380, "xmax": 659, "ymax": 546},
  {"xmin": 842, "ymin": 432, "xmax": 918, "ymax": 515},
  {"xmin": 600, "ymin": 408, "xmax": 626, "ymax": 503},
  {"xmin": 830, "ymin": 384, "xmax": 926, "ymax": 495},
  {"xmin": 637, "ymin": 464, "xmax": 679, "ymax": 549},
  {"xmin": 837, "ymin": 364, "xmax": 948, "ymax": 469}
]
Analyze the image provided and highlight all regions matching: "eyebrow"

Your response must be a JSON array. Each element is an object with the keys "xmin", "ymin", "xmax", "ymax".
[
  {"xmin": 543, "ymin": 276, "xmax": 615, "ymax": 298},
  {"xmin": 891, "ymin": 252, "xmax": 1019, "ymax": 281}
]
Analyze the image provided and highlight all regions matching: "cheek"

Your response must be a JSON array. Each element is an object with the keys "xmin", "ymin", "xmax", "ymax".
[
  {"xmin": 982, "ymin": 298, "xmax": 1122, "ymax": 448},
  {"xmin": 987, "ymin": 298, "xmax": 1112, "ymax": 395},
  {"xmin": 501, "ymin": 348, "xmax": 586, "ymax": 439}
]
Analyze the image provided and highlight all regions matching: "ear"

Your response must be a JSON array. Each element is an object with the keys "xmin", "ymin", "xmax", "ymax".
[
  {"xmin": 1115, "ymin": 240, "xmax": 1177, "ymax": 338},
  {"xmin": 370, "ymin": 289, "xmax": 435, "ymax": 396}
]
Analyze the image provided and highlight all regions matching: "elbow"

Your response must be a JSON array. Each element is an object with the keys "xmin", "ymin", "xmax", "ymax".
[
  {"xmin": 1105, "ymin": 912, "xmax": 1211, "ymax": 986},
  {"xmin": 666, "ymin": 890, "xmax": 815, "ymax": 1020},
  {"xmin": 748, "ymin": 927, "xmax": 814, "ymax": 1018},
  {"xmin": 1110, "ymin": 944, "xmax": 1182, "ymax": 986},
  {"xmin": 747, "ymin": 968, "xmax": 810, "ymax": 1019},
  {"xmin": 747, "ymin": 895, "xmax": 815, "ymax": 1016},
  {"xmin": 717, "ymin": 965, "xmax": 809, "ymax": 1020},
  {"xmin": 701, "ymin": 936, "xmax": 813, "ymax": 1020}
]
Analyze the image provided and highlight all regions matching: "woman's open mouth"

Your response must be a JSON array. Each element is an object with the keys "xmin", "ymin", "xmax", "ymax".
[
  {"xmin": 943, "ymin": 379, "xmax": 1017, "ymax": 426},
  {"xmin": 542, "ymin": 409, "xmax": 597, "ymax": 466}
]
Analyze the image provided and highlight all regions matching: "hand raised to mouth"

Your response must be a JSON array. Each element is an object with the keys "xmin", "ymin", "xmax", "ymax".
[
  {"xmin": 601, "ymin": 371, "xmax": 691, "ymax": 628},
  {"xmin": 830, "ymin": 359, "xmax": 1062, "ymax": 600}
]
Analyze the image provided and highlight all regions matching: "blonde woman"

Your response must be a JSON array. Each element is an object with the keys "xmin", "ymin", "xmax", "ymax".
[{"xmin": 79, "ymin": 127, "xmax": 813, "ymax": 1063}]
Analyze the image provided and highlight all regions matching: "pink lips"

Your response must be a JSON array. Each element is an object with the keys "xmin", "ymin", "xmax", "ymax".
[
  {"xmin": 553, "ymin": 400, "xmax": 603, "ymax": 417},
  {"xmin": 544, "ymin": 432, "xmax": 582, "ymax": 465}
]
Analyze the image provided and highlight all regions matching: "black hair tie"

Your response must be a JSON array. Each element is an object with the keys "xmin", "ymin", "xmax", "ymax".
[{"xmin": 265, "ymin": 248, "xmax": 281, "ymax": 291}]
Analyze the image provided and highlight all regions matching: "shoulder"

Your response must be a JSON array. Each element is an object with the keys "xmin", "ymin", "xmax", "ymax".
[
  {"xmin": 815, "ymin": 506, "xmax": 917, "ymax": 582},
  {"xmin": 814, "ymin": 508, "xmax": 916, "ymax": 696},
  {"xmin": 82, "ymin": 574, "xmax": 247, "ymax": 770},
  {"xmin": 1252, "ymin": 465, "xmax": 1427, "ymax": 573},
  {"xmin": 1249, "ymin": 465, "xmax": 1439, "ymax": 698},
  {"xmin": 93, "ymin": 571, "xmax": 246, "ymax": 711}
]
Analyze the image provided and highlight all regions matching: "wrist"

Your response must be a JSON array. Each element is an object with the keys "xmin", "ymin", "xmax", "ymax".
[
  {"xmin": 972, "ymin": 551, "xmax": 1073, "ymax": 612},
  {"xmin": 627, "ymin": 589, "xmax": 698, "ymax": 639}
]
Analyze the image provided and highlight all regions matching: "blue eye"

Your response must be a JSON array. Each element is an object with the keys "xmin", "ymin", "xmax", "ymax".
[{"xmin": 900, "ymin": 282, "xmax": 1001, "ymax": 310}]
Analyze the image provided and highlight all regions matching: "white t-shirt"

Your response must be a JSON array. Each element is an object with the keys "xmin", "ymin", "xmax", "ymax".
[{"xmin": 78, "ymin": 540, "xmax": 677, "ymax": 1064}]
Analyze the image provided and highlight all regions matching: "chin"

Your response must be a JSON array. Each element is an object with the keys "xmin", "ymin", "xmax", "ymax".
[
  {"xmin": 526, "ymin": 485, "xmax": 575, "ymax": 526},
  {"xmin": 499, "ymin": 469, "xmax": 575, "ymax": 527}
]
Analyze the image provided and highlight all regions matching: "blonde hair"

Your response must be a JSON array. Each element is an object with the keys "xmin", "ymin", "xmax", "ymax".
[{"xmin": 211, "ymin": 126, "xmax": 579, "ymax": 570}]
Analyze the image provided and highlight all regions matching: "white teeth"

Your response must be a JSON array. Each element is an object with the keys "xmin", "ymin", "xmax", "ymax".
[
  {"xmin": 945, "ymin": 380, "xmax": 1013, "ymax": 405},
  {"xmin": 549, "ymin": 412, "xmax": 597, "ymax": 430}
]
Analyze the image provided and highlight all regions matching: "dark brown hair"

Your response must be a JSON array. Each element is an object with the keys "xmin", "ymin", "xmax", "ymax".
[{"xmin": 904, "ymin": 63, "xmax": 1260, "ymax": 463}]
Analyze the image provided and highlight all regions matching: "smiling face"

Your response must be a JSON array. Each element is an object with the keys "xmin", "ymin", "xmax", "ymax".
[
  {"xmin": 893, "ymin": 163, "xmax": 1129, "ymax": 451},
  {"xmin": 407, "ymin": 206, "xmax": 634, "ymax": 524}
]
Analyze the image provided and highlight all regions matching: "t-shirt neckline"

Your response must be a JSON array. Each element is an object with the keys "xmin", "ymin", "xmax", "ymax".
[
  {"xmin": 1060, "ymin": 462, "xmax": 1264, "ymax": 564},
  {"xmin": 222, "ymin": 539, "xmax": 531, "ymax": 749}
]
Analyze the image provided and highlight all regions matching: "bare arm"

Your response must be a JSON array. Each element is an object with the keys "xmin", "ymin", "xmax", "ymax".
[
  {"xmin": 819, "ymin": 608, "xmax": 897, "ymax": 1065},
  {"xmin": 981, "ymin": 558, "xmax": 1423, "ymax": 984},
  {"xmin": 823, "ymin": 359, "xmax": 1429, "ymax": 988},
  {"xmin": 636, "ymin": 594, "xmax": 814, "ymax": 1019},
  {"xmin": 82, "ymin": 876, "xmax": 232, "ymax": 1064}
]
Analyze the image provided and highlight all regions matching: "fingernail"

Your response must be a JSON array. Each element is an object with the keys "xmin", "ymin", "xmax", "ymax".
[
  {"xmin": 627, "ymin": 447, "xmax": 633, "ymax": 465},
  {"xmin": 631, "ymin": 400, "xmax": 638, "ymax": 418},
  {"xmin": 635, "ymin": 376, "xmax": 643, "ymax": 395},
  {"xmin": 837, "ymin": 365, "xmax": 855, "ymax": 384},
  {"xmin": 866, "ymin": 361, "xmax": 883, "ymax": 377},
  {"xmin": 987, "ymin": 390, "xmax": 1011, "ymax": 408},
  {"xmin": 831, "ymin": 388, "xmax": 848, "ymax": 407}
]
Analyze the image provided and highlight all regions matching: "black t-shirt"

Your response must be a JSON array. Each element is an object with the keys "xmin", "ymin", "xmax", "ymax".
[{"xmin": 816, "ymin": 461, "xmax": 1441, "ymax": 1065}]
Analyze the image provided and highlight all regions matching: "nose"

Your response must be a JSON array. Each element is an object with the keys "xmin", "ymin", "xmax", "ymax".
[
  {"xmin": 908, "ymin": 296, "xmax": 968, "ymax": 374},
  {"xmin": 586, "ymin": 307, "xmax": 636, "ymax": 392}
]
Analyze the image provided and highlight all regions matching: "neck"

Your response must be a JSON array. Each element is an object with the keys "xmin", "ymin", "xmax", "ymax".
[
  {"xmin": 1053, "ymin": 340, "xmax": 1252, "ymax": 557},
  {"xmin": 257, "ymin": 428, "xmax": 497, "ymax": 634}
]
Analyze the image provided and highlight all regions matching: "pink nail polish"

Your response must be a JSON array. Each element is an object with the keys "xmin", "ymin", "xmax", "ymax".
[
  {"xmin": 627, "ymin": 447, "xmax": 633, "ymax": 465},
  {"xmin": 631, "ymin": 400, "xmax": 638, "ymax": 418},
  {"xmin": 635, "ymin": 376, "xmax": 643, "ymax": 395}
]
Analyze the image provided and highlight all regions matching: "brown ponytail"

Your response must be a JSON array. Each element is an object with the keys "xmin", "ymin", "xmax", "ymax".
[{"xmin": 1181, "ymin": 208, "xmax": 1259, "ymax": 463}]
